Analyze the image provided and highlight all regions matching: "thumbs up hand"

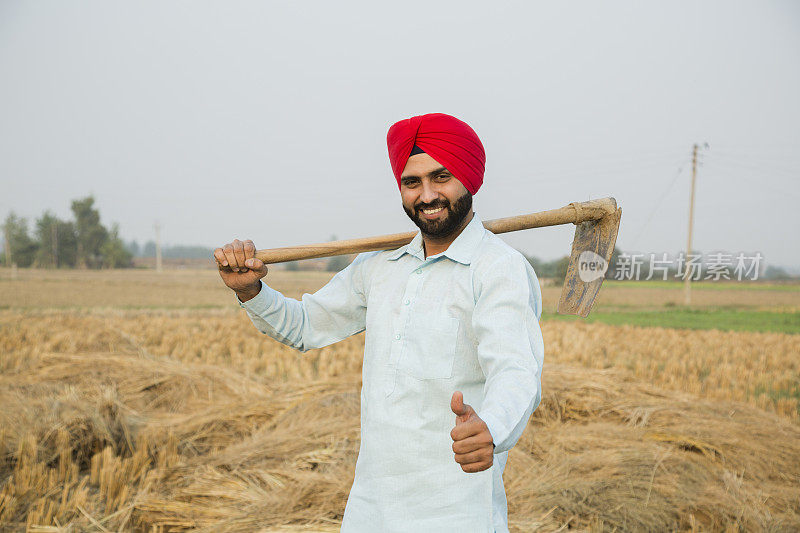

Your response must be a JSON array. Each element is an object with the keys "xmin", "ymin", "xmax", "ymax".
[{"xmin": 449, "ymin": 391, "xmax": 494, "ymax": 473}]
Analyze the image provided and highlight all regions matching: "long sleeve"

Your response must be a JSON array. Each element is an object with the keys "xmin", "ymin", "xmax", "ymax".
[
  {"xmin": 237, "ymin": 252, "xmax": 372, "ymax": 353},
  {"xmin": 472, "ymin": 253, "xmax": 544, "ymax": 454}
]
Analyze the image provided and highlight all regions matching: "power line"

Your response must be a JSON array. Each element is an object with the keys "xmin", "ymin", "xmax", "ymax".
[{"xmin": 628, "ymin": 160, "xmax": 687, "ymax": 250}]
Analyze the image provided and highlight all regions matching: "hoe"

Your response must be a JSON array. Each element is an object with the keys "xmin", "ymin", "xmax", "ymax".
[{"xmin": 248, "ymin": 197, "xmax": 622, "ymax": 317}]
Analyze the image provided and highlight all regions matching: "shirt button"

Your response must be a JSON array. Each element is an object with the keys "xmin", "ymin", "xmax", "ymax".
[
  {"xmin": 404, "ymin": 299, "xmax": 410, "ymax": 305},
  {"xmin": 395, "ymin": 334, "xmax": 401, "ymax": 340}
]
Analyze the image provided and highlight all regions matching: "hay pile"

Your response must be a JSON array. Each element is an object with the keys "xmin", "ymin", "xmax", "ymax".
[{"xmin": 0, "ymin": 319, "xmax": 798, "ymax": 531}]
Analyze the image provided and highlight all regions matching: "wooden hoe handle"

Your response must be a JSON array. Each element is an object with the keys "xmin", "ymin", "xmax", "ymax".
[{"xmin": 254, "ymin": 198, "xmax": 618, "ymax": 264}]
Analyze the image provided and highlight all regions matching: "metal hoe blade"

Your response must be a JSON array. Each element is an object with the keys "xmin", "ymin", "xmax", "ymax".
[{"xmin": 557, "ymin": 201, "xmax": 622, "ymax": 317}]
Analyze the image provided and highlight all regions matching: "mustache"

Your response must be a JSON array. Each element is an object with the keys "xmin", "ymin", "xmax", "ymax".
[{"xmin": 415, "ymin": 200, "xmax": 450, "ymax": 211}]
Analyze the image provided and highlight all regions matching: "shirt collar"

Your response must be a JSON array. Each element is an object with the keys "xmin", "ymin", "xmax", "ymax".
[{"xmin": 386, "ymin": 211, "xmax": 485, "ymax": 265}]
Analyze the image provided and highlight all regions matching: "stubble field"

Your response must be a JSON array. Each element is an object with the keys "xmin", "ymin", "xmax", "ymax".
[{"xmin": 0, "ymin": 268, "xmax": 798, "ymax": 531}]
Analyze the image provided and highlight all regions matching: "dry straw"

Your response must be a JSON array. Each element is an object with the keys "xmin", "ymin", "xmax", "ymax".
[{"xmin": 1, "ymin": 309, "xmax": 798, "ymax": 531}]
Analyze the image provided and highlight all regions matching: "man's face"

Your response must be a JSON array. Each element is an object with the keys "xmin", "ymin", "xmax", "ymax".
[{"xmin": 400, "ymin": 153, "xmax": 473, "ymax": 238}]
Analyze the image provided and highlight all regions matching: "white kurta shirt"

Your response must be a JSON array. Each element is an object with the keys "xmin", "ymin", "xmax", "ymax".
[{"xmin": 238, "ymin": 212, "xmax": 544, "ymax": 533}]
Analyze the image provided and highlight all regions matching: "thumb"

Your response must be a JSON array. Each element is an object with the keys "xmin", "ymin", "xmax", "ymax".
[
  {"xmin": 451, "ymin": 391, "xmax": 468, "ymax": 418},
  {"xmin": 244, "ymin": 257, "xmax": 269, "ymax": 278}
]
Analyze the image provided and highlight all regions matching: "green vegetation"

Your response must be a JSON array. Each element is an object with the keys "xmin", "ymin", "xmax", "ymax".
[
  {"xmin": 128, "ymin": 242, "xmax": 214, "ymax": 260},
  {"xmin": 2, "ymin": 196, "xmax": 132, "ymax": 269},
  {"xmin": 602, "ymin": 280, "xmax": 800, "ymax": 292},
  {"xmin": 543, "ymin": 308, "xmax": 800, "ymax": 334},
  {"xmin": 752, "ymin": 381, "xmax": 800, "ymax": 402}
]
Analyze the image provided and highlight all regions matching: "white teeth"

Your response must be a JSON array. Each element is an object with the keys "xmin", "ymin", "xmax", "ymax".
[{"xmin": 422, "ymin": 207, "xmax": 444, "ymax": 214}]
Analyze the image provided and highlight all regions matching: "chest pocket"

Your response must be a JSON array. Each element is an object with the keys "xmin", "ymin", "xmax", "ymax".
[{"xmin": 398, "ymin": 313, "xmax": 459, "ymax": 380}]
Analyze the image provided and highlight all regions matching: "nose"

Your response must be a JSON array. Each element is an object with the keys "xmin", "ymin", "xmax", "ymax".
[{"xmin": 419, "ymin": 180, "xmax": 439, "ymax": 205}]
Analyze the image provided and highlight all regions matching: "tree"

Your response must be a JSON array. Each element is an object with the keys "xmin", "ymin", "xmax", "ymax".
[
  {"xmin": 162, "ymin": 245, "xmax": 214, "ymax": 259},
  {"xmin": 101, "ymin": 223, "xmax": 133, "ymax": 268},
  {"xmin": 526, "ymin": 254, "xmax": 569, "ymax": 281},
  {"xmin": 764, "ymin": 265, "xmax": 792, "ymax": 280},
  {"xmin": 34, "ymin": 211, "xmax": 59, "ymax": 268},
  {"xmin": 3, "ymin": 197, "xmax": 134, "ymax": 270},
  {"xmin": 604, "ymin": 246, "xmax": 623, "ymax": 280},
  {"xmin": 142, "ymin": 240, "xmax": 156, "ymax": 257},
  {"xmin": 2, "ymin": 213, "xmax": 38, "ymax": 267},
  {"xmin": 34, "ymin": 211, "xmax": 77, "ymax": 268},
  {"xmin": 71, "ymin": 196, "xmax": 108, "ymax": 268},
  {"xmin": 553, "ymin": 255, "xmax": 570, "ymax": 285},
  {"xmin": 126, "ymin": 240, "xmax": 141, "ymax": 257}
]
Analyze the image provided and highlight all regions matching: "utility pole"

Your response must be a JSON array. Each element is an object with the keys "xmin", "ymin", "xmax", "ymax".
[
  {"xmin": 155, "ymin": 222, "xmax": 163, "ymax": 273},
  {"xmin": 683, "ymin": 143, "xmax": 698, "ymax": 306}
]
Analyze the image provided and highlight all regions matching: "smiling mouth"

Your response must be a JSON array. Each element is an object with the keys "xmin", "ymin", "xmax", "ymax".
[{"xmin": 420, "ymin": 206, "xmax": 445, "ymax": 215}]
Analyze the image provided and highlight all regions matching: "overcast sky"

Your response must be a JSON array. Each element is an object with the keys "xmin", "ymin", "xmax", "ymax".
[{"xmin": 1, "ymin": 1, "xmax": 799, "ymax": 268}]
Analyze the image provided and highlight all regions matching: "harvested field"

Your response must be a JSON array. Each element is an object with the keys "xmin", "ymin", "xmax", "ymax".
[
  {"xmin": 2, "ymin": 268, "xmax": 799, "ymax": 312},
  {"xmin": 0, "ymin": 269, "xmax": 799, "ymax": 531},
  {"xmin": 2, "ymin": 312, "xmax": 799, "ymax": 420}
]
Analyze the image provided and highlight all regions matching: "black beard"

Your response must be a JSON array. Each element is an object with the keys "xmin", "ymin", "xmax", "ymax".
[{"xmin": 403, "ymin": 191, "xmax": 473, "ymax": 239}]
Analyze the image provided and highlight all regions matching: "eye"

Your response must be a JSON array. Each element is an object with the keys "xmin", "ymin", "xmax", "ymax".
[{"xmin": 434, "ymin": 174, "xmax": 451, "ymax": 182}]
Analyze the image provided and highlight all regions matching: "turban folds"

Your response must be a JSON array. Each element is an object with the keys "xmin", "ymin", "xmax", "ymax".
[{"xmin": 387, "ymin": 113, "xmax": 486, "ymax": 195}]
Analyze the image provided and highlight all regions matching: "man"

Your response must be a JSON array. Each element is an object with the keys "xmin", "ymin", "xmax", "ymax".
[{"xmin": 214, "ymin": 113, "xmax": 544, "ymax": 532}]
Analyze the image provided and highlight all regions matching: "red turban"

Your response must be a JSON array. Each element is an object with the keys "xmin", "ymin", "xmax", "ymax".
[{"xmin": 386, "ymin": 113, "xmax": 486, "ymax": 195}]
